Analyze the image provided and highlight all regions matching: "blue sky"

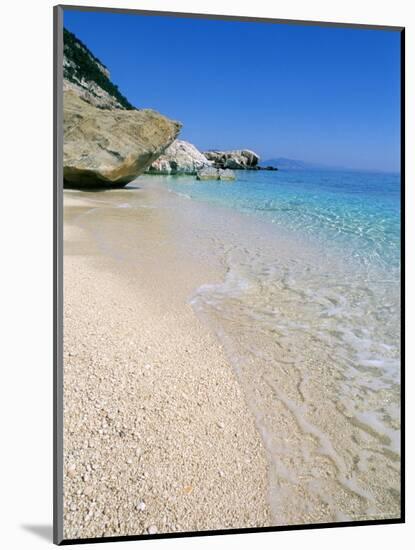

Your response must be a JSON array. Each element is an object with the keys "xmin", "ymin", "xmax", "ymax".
[{"xmin": 64, "ymin": 10, "xmax": 401, "ymax": 172}]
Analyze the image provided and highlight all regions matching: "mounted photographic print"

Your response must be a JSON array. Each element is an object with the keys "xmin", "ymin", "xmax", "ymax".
[{"xmin": 53, "ymin": 5, "xmax": 404, "ymax": 545}]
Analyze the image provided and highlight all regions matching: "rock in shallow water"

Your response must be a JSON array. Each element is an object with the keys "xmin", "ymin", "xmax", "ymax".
[
  {"xmin": 63, "ymin": 91, "xmax": 181, "ymax": 188},
  {"xmin": 196, "ymin": 167, "xmax": 236, "ymax": 181}
]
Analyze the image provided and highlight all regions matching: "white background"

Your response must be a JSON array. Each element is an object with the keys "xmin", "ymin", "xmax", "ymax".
[{"xmin": 0, "ymin": 0, "xmax": 412, "ymax": 548}]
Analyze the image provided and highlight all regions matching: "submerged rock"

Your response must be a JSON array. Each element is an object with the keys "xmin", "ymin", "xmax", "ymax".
[
  {"xmin": 63, "ymin": 91, "xmax": 181, "ymax": 188},
  {"xmin": 203, "ymin": 149, "xmax": 260, "ymax": 170},
  {"xmin": 196, "ymin": 167, "xmax": 236, "ymax": 181},
  {"xmin": 147, "ymin": 140, "xmax": 212, "ymax": 175}
]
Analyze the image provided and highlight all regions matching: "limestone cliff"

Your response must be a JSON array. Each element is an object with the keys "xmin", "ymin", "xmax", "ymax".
[{"xmin": 63, "ymin": 28, "xmax": 134, "ymax": 110}]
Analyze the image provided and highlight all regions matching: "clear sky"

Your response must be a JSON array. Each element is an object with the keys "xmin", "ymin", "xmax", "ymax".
[{"xmin": 64, "ymin": 10, "xmax": 401, "ymax": 172}]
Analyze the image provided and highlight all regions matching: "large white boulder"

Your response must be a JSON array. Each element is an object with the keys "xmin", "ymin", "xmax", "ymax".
[{"xmin": 147, "ymin": 140, "xmax": 212, "ymax": 175}]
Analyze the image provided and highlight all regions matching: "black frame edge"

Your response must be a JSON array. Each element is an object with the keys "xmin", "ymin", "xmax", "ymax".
[{"xmin": 59, "ymin": 518, "xmax": 404, "ymax": 546}]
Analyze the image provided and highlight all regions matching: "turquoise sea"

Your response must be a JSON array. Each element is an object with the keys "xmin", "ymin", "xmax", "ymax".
[{"xmin": 166, "ymin": 168, "xmax": 401, "ymax": 272}]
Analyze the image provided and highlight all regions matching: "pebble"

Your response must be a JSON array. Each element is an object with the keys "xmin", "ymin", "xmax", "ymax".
[
  {"xmin": 135, "ymin": 500, "xmax": 146, "ymax": 511},
  {"xmin": 83, "ymin": 486, "xmax": 94, "ymax": 497},
  {"xmin": 67, "ymin": 464, "xmax": 77, "ymax": 478},
  {"xmin": 147, "ymin": 525, "xmax": 158, "ymax": 535}
]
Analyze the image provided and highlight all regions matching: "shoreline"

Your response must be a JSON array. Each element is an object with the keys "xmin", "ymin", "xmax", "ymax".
[
  {"xmin": 63, "ymin": 174, "xmax": 400, "ymax": 537},
  {"xmin": 143, "ymin": 176, "xmax": 400, "ymax": 524},
  {"xmin": 63, "ymin": 185, "xmax": 272, "ymax": 539}
]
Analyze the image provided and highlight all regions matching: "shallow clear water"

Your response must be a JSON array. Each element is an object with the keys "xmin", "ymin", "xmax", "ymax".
[
  {"xmin": 157, "ymin": 168, "xmax": 401, "ymax": 523},
  {"xmin": 165, "ymin": 169, "xmax": 401, "ymax": 271}
]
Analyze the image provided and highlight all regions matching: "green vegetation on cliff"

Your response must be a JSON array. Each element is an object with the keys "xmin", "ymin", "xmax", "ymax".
[{"xmin": 63, "ymin": 28, "xmax": 135, "ymax": 110}]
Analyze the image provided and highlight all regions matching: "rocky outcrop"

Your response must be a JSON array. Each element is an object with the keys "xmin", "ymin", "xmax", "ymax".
[
  {"xmin": 203, "ymin": 149, "xmax": 260, "ymax": 170},
  {"xmin": 196, "ymin": 167, "xmax": 236, "ymax": 181},
  {"xmin": 64, "ymin": 91, "xmax": 181, "ymax": 188},
  {"xmin": 63, "ymin": 28, "xmax": 135, "ymax": 110},
  {"xmin": 147, "ymin": 140, "xmax": 212, "ymax": 175}
]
